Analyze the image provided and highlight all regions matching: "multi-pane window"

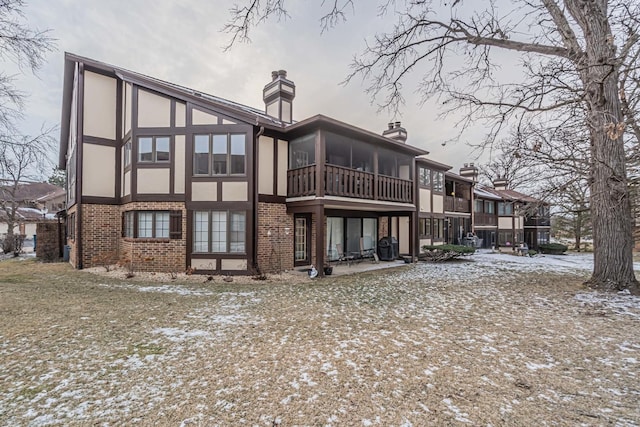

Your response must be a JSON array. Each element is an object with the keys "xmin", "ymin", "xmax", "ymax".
[
  {"xmin": 433, "ymin": 171, "xmax": 444, "ymax": 192},
  {"xmin": 68, "ymin": 213, "xmax": 76, "ymax": 239},
  {"xmin": 419, "ymin": 217, "xmax": 432, "ymax": 237},
  {"xmin": 193, "ymin": 133, "xmax": 246, "ymax": 176},
  {"xmin": 498, "ymin": 231, "xmax": 514, "ymax": 246},
  {"xmin": 122, "ymin": 211, "xmax": 178, "ymax": 239},
  {"xmin": 123, "ymin": 211, "xmax": 134, "ymax": 237},
  {"xmin": 419, "ymin": 167, "xmax": 431, "ymax": 187},
  {"xmin": 433, "ymin": 218, "xmax": 444, "ymax": 239},
  {"xmin": 124, "ymin": 139, "xmax": 132, "ymax": 166},
  {"xmin": 485, "ymin": 201, "xmax": 495, "ymax": 214},
  {"xmin": 475, "ymin": 200, "xmax": 483, "ymax": 212},
  {"xmin": 193, "ymin": 211, "xmax": 246, "ymax": 253},
  {"xmin": 498, "ymin": 202, "xmax": 513, "ymax": 215},
  {"xmin": 138, "ymin": 136, "xmax": 170, "ymax": 163}
]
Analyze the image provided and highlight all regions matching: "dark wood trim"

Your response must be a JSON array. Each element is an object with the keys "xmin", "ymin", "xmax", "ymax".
[
  {"xmin": 136, "ymin": 163, "xmax": 172, "ymax": 169},
  {"xmin": 185, "ymin": 104, "xmax": 193, "ymax": 203},
  {"xmin": 169, "ymin": 135, "xmax": 175, "ymax": 195},
  {"xmin": 185, "ymin": 201, "xmax": 251, "ymax": 210},
  {"xmin": 77, "ymin": 62, "xmax": 85, "ymax": 269},
  {"xmin": 188, "ymin": 123, "xmax": 252, "ymax": 133},
  {"xmin": 131, "ymin": 85, "xmax": 139, "ymax": 199},
  {"xmin": 81, "ymin": 196, "xmax": 120, "ymax": 205},
  {"xmin": 135, "ymin": 127, "xmax": 187, "ymax": 136},
  {"xmin": 373, "ymin": 149, "xmax": 379, "ymax": 200},
  {"xmin": 259, "ymin": 194, "xmax": 286, "ymax": 203},
  {"xmin": 314, "ymin": 204, "xmax": 324, "ymax": 275},
  {"xmin": 133, "ymin": 194, "xmax": 185, "ymax": 202},
  {"xmin": 315, "ymin": 129, "xmax": 325, "ymax": 198},
  {"xmin": 191, "ymin": 175, "xmax": 248, "ymax": 182},
  {"xmin": 273, "ymin": 136, "xmax": 279, "ymax": 196},
  {"xmin": 115, "ymin": 79, "xmax": 123, "ymax": 204},
  {"xmin": 121, "ymin": 195, "xmax": 132, "ymax": 204},
  {"xmin": 186, "ymin": 208, "xmax": 193, "ymax": 268},
  {"xmin": 83, "ymin": 135, "xmax": 117, "ymax": 146},
  {"xmin": 324, "ymin": 209, "xmax": 380, "ymax": 218},
  {"xmin": 293, "ymin": 213, "xmax": 311, "ymax": 267},
  {"xmin": 252, "ymin": 128, "xmax": 261, "ymax": 273}
]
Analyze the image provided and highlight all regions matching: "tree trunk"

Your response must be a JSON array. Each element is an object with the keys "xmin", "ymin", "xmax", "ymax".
[{"xmin": 570, "ymin": 0, "xmax": 639, "ymax": 293}]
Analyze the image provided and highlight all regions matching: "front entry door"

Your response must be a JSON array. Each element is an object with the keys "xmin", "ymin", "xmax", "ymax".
[{"xmin": 294, "ymin": 215, "xmax": 311, "ymax": 266}]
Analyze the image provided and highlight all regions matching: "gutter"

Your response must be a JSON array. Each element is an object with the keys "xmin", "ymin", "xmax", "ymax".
[{"xmin": 253, "ymin": 125, "xmax": 265, "ymax": 273}]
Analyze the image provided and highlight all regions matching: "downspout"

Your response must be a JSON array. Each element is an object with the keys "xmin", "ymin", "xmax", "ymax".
[
  {"xmin": 253, "ymin": 124, "xmax": 265, "ymax": 273},
  {"xmin": 76, "ymin": 62, "xmax": 84, "ymax": 269}
]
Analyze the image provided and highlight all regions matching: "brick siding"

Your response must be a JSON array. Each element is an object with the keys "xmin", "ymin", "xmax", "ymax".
[
  {"xmin": 256, "ymin": 202, "xmax": 293, "ymax": 273},
  {"xmin": 118, "ymin": 202, "xmax": 187, "ymax": 273},
  {"xmin": 71, "ymin": 202, "xmax": 187, "ymax": 272},
  {"xmin": 36, "ymin": 221, "xmax": 64, "ymax": 261}
]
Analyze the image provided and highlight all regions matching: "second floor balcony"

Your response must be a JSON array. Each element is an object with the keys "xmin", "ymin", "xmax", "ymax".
[
  {"xmin": 287, "ymin": 164, "xmax": 414, "ymax": 204},
  {"xmin": 445, "ymin": 196, "xmax": 471, "ymax": 213},
  {"xmin": 474, "ymin": 212, "xmax": 498, "ymax": 226}
]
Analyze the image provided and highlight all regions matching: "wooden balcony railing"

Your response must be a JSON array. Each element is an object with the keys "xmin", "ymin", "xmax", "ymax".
[
  {"xmin": 287, "ymin": 165, "xmax": 315, "ymax": 197},
  {"xmin": 474, "ymin": 212, "xmax": 498, "ymax": 226},
  {"xmin": 524, "ymin": 217, "xmax": 551, "ymax": 227},
  {"xmin": 325, "ymin": 165, "xmax": 374, "ymax": 199},
  {"xmin": 287, "ymin": 164, "xmax": 413, "ymax": 204},
  {"xmin": 445, "ymin": 196, "xmax": 471, "ymax": 213}
]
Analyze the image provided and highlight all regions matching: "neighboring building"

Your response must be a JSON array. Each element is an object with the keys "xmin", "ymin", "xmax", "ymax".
[
  {"xmin": 58, "ymin": 53, "xmax": 549, "ymax": 275},
  {"xmin": 0, "ymin": 182, "xmax": 63, "ymax": 237},
  {"xmin": 468, "ymin": 173, "xmax": 550, "ymax": 250}
]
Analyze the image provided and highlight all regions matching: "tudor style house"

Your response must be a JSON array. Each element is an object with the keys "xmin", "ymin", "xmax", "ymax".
[{"xmin": 59, "ymin": 53, "xmax": 550, "ymax": 275}]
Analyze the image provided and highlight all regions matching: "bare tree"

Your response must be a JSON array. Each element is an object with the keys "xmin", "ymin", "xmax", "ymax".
[
  {"xmin": 225, "ymin": 0, "xmax": 639, "ymax": 293},
  {"xmin": 0, "ymin": 0, "xmax": 54, "ymax": 131},
  {"xmin": 0, "ymin": 129, "xmax": 55, "ymax": 252}
]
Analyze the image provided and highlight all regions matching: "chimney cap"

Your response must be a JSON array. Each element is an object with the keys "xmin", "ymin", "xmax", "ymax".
[
  {"xmin": 278, "ymin": 69, "xmax": 287, "ymax": 78},
  {"xmin": 387, "ymin": 122, "xmax": 394, "ymax": 130},
  {"xmin": 271, "ymin": 71, "xmax": 278, "ymax": 81},
  {"xmin": 395, "ymin": 121, "xmax": 402, "ymax": 128}
]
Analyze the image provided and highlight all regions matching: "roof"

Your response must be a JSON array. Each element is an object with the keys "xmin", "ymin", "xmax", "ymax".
[
  {"xmin": 495, "ymin": 188, "xmax": 542, "ymax": 203},
  {"xmin": 0, "ymin": 207, "xmax": 56, "ymax": 222},
  {"xmin": 416, "ymin": 155, "xmax": 451, "ymax": 171},
  {"xmin": 474, "ymin": 183, "xmax": 543, "ymax": 203},
  {"xmin": 445, "ymin": 171, "xmax": 474, "ymax": 184},
  {"xmin": 59, "ymin": 52, "xmax": 288, "ymax": 168},
  {"xmin": 285, "ymin": 115, "xmax": 428, "ymax": 156},
  {"xmin": 0, "ymin": 182, "xmax": 64, "ymax": 203},
  {"xmin": 474, "ymin": 184, "xmax": 503, "ymax": 200},
  {"xmin": 60, "ymin": 53, "xmax": 429, "ymax": 167}
]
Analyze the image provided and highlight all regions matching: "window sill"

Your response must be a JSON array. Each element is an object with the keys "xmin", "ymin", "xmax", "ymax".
[{"xmin": 123, "ymin": 237, "xmax": 171, "ymax": 243}]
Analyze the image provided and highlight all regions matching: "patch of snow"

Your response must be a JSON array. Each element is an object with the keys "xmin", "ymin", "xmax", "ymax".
[
  {"xmin": 152, "ymin": 328, "xmax": 211, "ymax": 342},
  {"xmin": 442, "ymin": 398, "xmax": 471, "ymax": 423}
]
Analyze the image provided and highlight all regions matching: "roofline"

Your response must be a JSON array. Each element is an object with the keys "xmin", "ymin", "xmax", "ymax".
[
  {"xmin": 445, "ymin": 171, "xmax": 473, "ymax": 183},
  {"xmin": 59, "ymin": 52, "xmax": 288, "ymax": 168},
  {"xmin": 415, "ymin": 155, "xmax": 451, "ymax": 171},
  {"xmin": 284, "ymin": 114, "xmax": 428, "ymax": 156}
]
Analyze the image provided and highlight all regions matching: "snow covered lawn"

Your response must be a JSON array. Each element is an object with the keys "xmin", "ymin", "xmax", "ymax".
[{"xmin": 1, "ymin": 254, "xmax": 639, "ymax": 426}]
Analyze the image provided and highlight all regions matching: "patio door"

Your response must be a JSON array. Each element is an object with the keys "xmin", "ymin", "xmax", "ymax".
[{"xmin": 294, "ymin": 214, "xmax": 311, "ymax": 266}]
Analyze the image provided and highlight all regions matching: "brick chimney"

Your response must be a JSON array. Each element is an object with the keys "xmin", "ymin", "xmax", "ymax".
[
  {"xmin": 382, "ymin": 121, "xmax": 407, "ymax": 143},
  {"xmin": 493, "ymin": 176, "xmax": 509, "ymax": 190},
  {"xmin": 263, "ymin": 70, "xmax": 295, "ymax": 124},
  {"xmin": 459, "ymin": 163, "xmax": 479, "ymax": 182}
]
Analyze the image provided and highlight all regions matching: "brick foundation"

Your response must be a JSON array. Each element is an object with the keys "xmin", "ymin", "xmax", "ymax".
[
  {"xmin": 36, "ymin": 221, "xmax": 64, "ymax": 261},
  {"xmin": 69, "ymin": 202, "xmax": 187, "ymax": 272},
  {"xmin": 118, "ymin": 202, "xmax": 187, "ymax": 273},
  {"xmin": 257, "ymin": 202, "xmax": 293, "ymax": 273},
  {"xmin": 81, "ymin": 204, "xmax": 121, "ymax": 269}
]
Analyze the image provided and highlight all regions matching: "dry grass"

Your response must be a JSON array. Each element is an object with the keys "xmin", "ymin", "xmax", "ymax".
[{"xmin": 1, "ymin": 257, "xmax": 639, "ymax": 426}]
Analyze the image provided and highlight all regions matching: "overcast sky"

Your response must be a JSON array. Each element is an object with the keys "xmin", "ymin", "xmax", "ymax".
[{"xmin": 11, "ymin": 0, "xmax": 497, "ymax": 176}]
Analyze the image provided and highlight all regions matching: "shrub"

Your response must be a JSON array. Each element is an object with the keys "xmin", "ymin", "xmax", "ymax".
[
  {"xmin": 538, "ymin": 243, "xmax": 568, "ymax": 255},
  {"xmin": 421, "ymin": 244, "xmax": 475, "ymax": 261}
]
